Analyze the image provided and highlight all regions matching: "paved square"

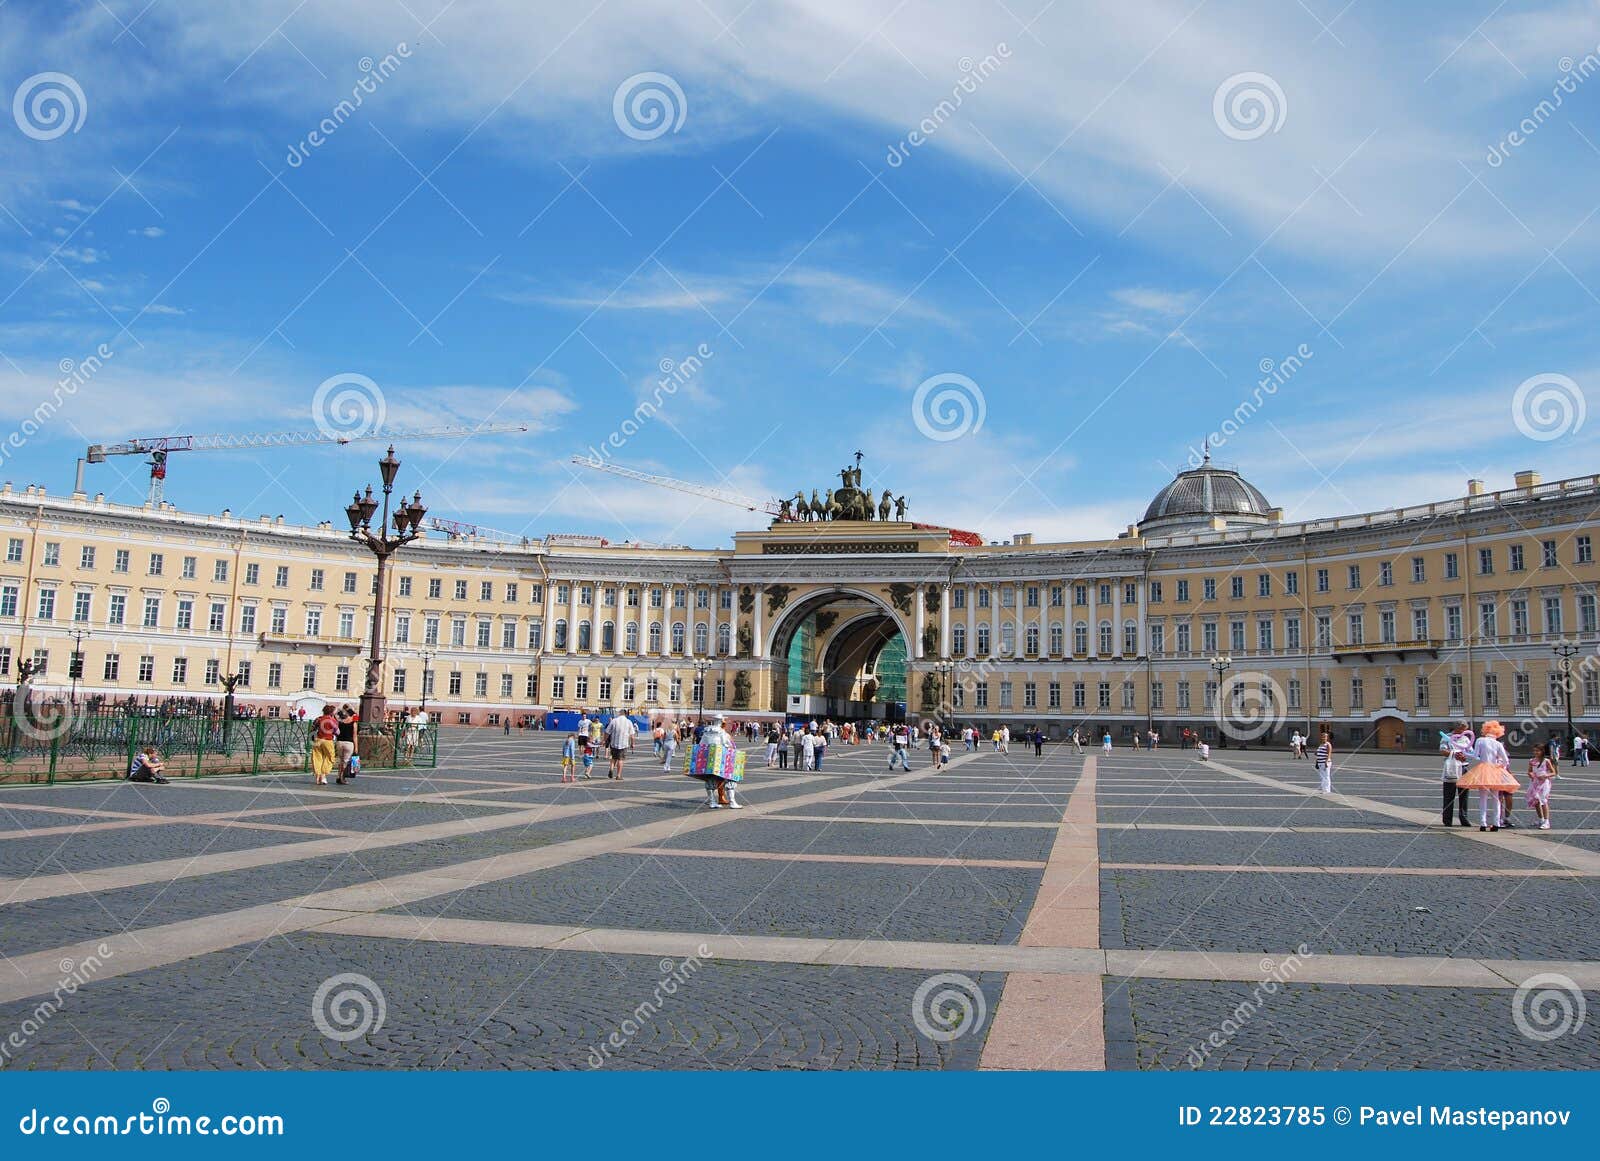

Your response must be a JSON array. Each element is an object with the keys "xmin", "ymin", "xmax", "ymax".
[{"xmin": 1, "ymin": 732, "xmax": 1597, "ymax": 1070}]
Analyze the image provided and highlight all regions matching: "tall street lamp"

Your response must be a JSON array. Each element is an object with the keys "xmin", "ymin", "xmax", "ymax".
[
  {"xmin": 1554, "ymin": 641, "xmax": 1580, "ymax": 752},
  {"xmin": 693, "ymin": 657, "xmax": 713, "ymax": 726},
  {"xmin": 419, "ymin": 649, "xmax": 435, "ymax": 720},
  {"xmin": 1210, "ymin": 653, "xmax": 1232, "ymax": 744},
  {"xmin": 934, "ymin": 659, "xmax": 955, "ymax": 726},
  {"xmin": 344, "ymin": 446, "xmax": 427, "ymax": 731}
]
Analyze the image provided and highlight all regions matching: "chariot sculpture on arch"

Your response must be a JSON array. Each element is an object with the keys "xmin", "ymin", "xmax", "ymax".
[{"xmin": 779, "ymin": 451, "xmax": 907, "ymax": 524}]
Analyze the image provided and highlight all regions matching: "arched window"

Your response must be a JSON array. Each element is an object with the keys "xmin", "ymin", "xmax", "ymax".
[
  {"xmin": 1123, "ymin": 620, "xmax": 1138, "ymax": 656},
  {"xmin": 648, "ymin": 622, "xmax": 662, "ymax": 652},
  {"xmin": 1049, "ymin": 622, "xmax": 1064, "ymax": 654},
  {"xmin": 976, "ymin": 624, "xmax": 992, "ymax": 654},
  {"xmin": 717, "ymin": 623, "xmax": 732, "ymax": 655},
  {"xmin": 529, "ymin": 619, "xmax": 543, "ymax": 651},
  {"xmin": 577, "ymin": 620, "xmax": 592, "ymax": 652},
  {"xmin": 1098, "ymin": 621, "xmax": 1113, "ymax": 654},
  {"xmin": 601, "ymin": 620, "xmax": 616, "ymax": 651},
  {"xmin": 952, "ymin": 624, "xmax": 967, "ymax": 655},
  {"xmin": 553, "ymin": 619, "xmax": 568, "ymax": 650},
  {"xmin": 624, "ymin": 622, "xmax": 639, "ymax": 652},
  {"xmin": 694, "ymin": 622, "xmax": 710, "ymax": 655},
  {"xmin": 671, "ymin": 622, "xmax": 686, "ymax": 653},
  {"xmin": 1073, "ymin": 621, "xmax": 1088, "ymax": 654},
  {"xmin": 1000, "ymin": 622, "xmax": 1016, "ymax": 655},
  {"xmin": 1024, "ymin": 622, "xmax": 1040, "ymax": 655}
]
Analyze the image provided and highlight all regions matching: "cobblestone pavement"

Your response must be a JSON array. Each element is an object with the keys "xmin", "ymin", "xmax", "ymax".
[{"xmin": 0, "ymin": 735, "xmax": 1596, "ymax": 1070}]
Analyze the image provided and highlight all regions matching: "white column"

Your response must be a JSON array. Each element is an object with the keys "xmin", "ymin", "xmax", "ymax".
[
  {"xmin": 1087, "ymin": 581, "xmax": 1098, "ymax": 659},
  {"xmin": 752, "ymin": 584, "xmax": 764, "ymax": 658},
  {"xmin": 566, "ymin": 577, "xmax": 579, "ymax": 654},
  {"xmin": 989, "ymin": 585, "xmax": 999, "ymax": 657},
  {"xmin": 1113, "ymin": 578, "xmax": 1124, "ymax": 657},
  {"xmin": 1136, "ymin": 577, "xmax": 1148, "ymax": 657},
  {"xmin": 940, "ymin": 583, "xmax": 952, "ymax": 657},
  {"xmin": 965, "ymin": 586, "xmax": 975, "ymax": 657},
  {"xmin": 914, "ymin": 585, "xmax": 926, "ymax": 659}
]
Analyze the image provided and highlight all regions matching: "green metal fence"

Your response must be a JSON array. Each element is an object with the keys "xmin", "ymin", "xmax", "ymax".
[{"xmin": 0, "ymin": 714, "xmax": 436, "ymax": 786}]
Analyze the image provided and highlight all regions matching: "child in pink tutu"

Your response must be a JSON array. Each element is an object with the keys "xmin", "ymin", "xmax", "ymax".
[
  {"xmin": 1472, "ymin": 720, "xmax": 1511, "ymax": 831},
  {"xmin": 1527, "ymin": 743, "xmax": 1556, "ymax": 831}
]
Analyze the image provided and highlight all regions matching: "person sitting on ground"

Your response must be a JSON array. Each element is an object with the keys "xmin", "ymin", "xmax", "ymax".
[{"xmin": 127, "ymin": 745, "xmax": 169, "ymax": 784}]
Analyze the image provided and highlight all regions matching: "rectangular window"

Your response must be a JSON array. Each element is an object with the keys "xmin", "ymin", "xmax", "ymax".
[
  {"xmin": 507, "ymin": 582, "xmax": 520, "ymax": 603},
  {"xmin": 275, "ymin": 566, "xmax": 290, "ymax": 588},
  {"xmin": 1480, "ymin": 600, "xmax": 1498, "ymax": 638},
  {"xmin": 267, "ymin": 662, "xmax": 282, "ymax": 688},
  {"xmin": 1511, "ymin": 599, "xmax": 1529, "ymax": 636},
  {"xmin": 0, "ymin": 584, "xmax": 15, "ymax": 619},
  {"xmin": 270, "ymin": 607, "xmax": 287, "ymax": 634},
  {"xmin": 1484, "ymin": 673, "xmax": 1499, "ymax": 707},
  {"xmin": 1347, "ymin": 612, "xmax": 1364, "ymax": 645},
  {"xmin": 475, "ymin": 673, "xmax": 489, "ymax": 697},
  {"xmin": 305, "ymin": 609, "xmax": 322, "ymax": 636},
  {"xmin": 342, "ymin": 571, "xmax": 358, "ymax": 594},
  {"xmin": 309, "ymin": 568, "xmax": 324, "ymax": 591},
  {"xmin": 1579, "ymin": 535, "xmax": 1593, "ymax": 564},
  {"xmin": 114, "ymin": 548, "xmax": 130, "ymax": 573},
  {"xmin": 1412, "ymin": 607, "xmax": 1429, "ymax": 640},
  {"xmin": 1203, "ymin": 579, "xmax": 1217, "ymax": 601},
  {"xmin": 1284, "ymin": 570, "xmax": 1299, "ymax": 596},
  {"xmin": 1285, "ymin": 616, "xmax": 1301, "ymax": 651},
  {"xmin": 138, "ymin": 655, "xmax": 155, "ymax": 683},
  {"xmin": 1175, "ymin": 580, "xmax": 1189, "ymax": 603},
  {"xmin": 240, "ymin": 604, "xmax": 257, "ymax": 634},
  {"xmin": 1318, "ymin": 678, "xmax": 1332, "ymax": 710},
  {"xmin": 451, "ymin": 618, "xmax": 466, "ymax": 647},
  {"xmin": 1048, "ymin": 681, "xmax": 1061, "ymax": 709},
  {"xmin": 1379, "ymin": 609, "xmax": 1396, "ymax": 643},
  {"xmin": 1479, "ymin": 547, "xmax": 1494, "ymax": 575},
  {"xmin": 1257, "ymin": 620, "xmax": 1273, "ymax": 651},
  {"xmin": 244, "ymin": 562, "xmax": 260, "ymax": 585},
  {"xmin": 35, "ymin": 589, "xmax": 55, "ymax": 621},
  {"xmin": 338, "ymin": 611, "xmax": 355, "ymax": 639},
  {"xmin": 1258, "ymin": 574, "xmax": 1271, "ymax": 598},
  {"xmin": 1287, "ymin": 678, "xmax": 1301, "ymax": 710},
  {"xmin": 502, "ymin": 622, "xmax": 518, "ymax": 649},
  {"xmin": 103, "ymin": 654, "xmax": 120, "ymax": 681},
  {"xmin": 476, "ymin": 621, "xmax": 492, "ymax": 648},
  {"xmin": 214, "ymin": 559, "xmax": 229, "ymax": 583},
  {"xmin": 1379, "ymin": 561, "xmax": 1393, "ymax": 586},
  {"xmin": 4, "ymin": 537, "xmax": 22, "ymax": 563},
  {"xmin": 1515, "ymin": 672, "xmax": 1530, "ymax": 706},
  {"xmin": 42, "ymin": 542, "xmax": 60, "ymax": 567},
  {"xmin": 73, "ymin": 590, "xmax": 92, "ymax": 623},
  {"xmin": 205, "ymin": 659, "xmax": 221, "ymax": 686},
  {"xmin": 1543, "ymin": 540, "xmax": 1559, "ymax": 568},
  {"xmin": 143, "ymin": 597, "xmax": 161, "ymax": 628},
  {"xmin": 1347, "ymin": 564, "xmax": 1361, "ymax": 589},
  {"xmin": 1509, "ymin": 545, "xmax": 1524, "ymax": 572},
  {"xmin": 1316, "ymin": 569, "xmax": 1329, "ymax": 593},
  {"xmin": 1411, "ymin": 556, "xmax": 1426, "ymax": 583},
  {"xmin": 175, "ymin": 599, "xmax": 193, "ymax": 630},
  {"xmin": 172, "ymin": 657, "xmax": 188, "ymax": 684},
  {"xmin": 1177, "ymin": 681, "xmax": 1191, "ymax": 710},
  {"xmin": 398, "ymin": 575, "xmax": 413, "ymax": 598},
  {"xmin": 1230, "ymin": 577, "xmax": 1244, "ymax": 600},
  {"xmin": 1580, "ymin": 593, "xmax": 1597, "ymax": 633},
  {"xmin": 180, "ymin": 555, "xmax": 196, "ymax": 580},
  {"xmin": 302, "ymin": 664, "xmax": 317, "ymax": 690},
  {"xmin": 79, "ymin": 545, "xmax": 96, "ymax": 569},
  {"xmin": 395, "ymin": 613, "xmax": 410, "ymax": 644},
  {"xmin": 1446, "ymin": 605, "xmax": 1462, "ymax": 640},
  {"xmin": 1444, "ymin": 553, "xmax": 1459, "ymax": 580},
  {"xmin": 148, "ymin": 553, "xmax": 164, "ymax": 576},
  {"xmin": 1544, "ymin": 596, "xmax": 1564, "ymax": 635}
]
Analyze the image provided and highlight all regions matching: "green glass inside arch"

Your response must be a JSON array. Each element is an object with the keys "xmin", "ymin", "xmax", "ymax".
[{"xmin": 786, "ymin": 611, "xmax": 906, "ymax": 703}]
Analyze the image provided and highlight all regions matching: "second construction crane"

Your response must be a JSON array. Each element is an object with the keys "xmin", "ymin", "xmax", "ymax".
[{"xmin": 81, "ymin": 422, "xmax": 530, "ymax": 505}]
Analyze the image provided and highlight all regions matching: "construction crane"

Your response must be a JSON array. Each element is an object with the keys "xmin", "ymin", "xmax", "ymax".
[
  {"xmin": 80, "ymin": 423, "xmax": 531, "ymax": 505},
  {"xmin": 427, "ymin": 517, "xmax": 533, "ymax": 546},
  {"xmin": 569, "ymin": 455, "xmax": 984, "ymax": 547}
]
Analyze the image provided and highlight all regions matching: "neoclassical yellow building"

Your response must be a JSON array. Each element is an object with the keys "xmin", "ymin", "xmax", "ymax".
[{"xmin": 1, "ymin": 456, "xmax": 1595, "ymax": 751}]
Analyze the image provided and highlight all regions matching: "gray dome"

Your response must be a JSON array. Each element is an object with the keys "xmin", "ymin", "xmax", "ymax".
[{"xmin": 1140, "ymin": 457, "xmax": 1274, "ymax": 534}]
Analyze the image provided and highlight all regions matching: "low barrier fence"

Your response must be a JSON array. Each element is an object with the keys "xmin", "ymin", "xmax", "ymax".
[{"xmin": 0, "ymin": 713, "xmax": 437, "ymax": 785}]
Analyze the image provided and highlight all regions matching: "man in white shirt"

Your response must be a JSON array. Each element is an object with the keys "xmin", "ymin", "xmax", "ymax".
[{"xmin": 604, "ymin": 713, "xmax": 638, "ymax": 780}]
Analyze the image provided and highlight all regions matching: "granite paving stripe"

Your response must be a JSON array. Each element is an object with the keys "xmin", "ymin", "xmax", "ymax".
[
  {"xmin": 1099, "ymin": 827, "xmax": 1555, "ymax": 871},
  {"xmin": 643, "ymin": 818, "xmax": 1058, "ymax": 861},
  {"xmin": 616, "ymin": 846, "xmax": 1046, "ymax": 871},
  {"xmin": 0, "ymin": 934, "xmax": 996, "ymax": 1071},
  {"xmin": 385, "ymin": 851, "xmax": 1044, "ymax": 946},
  {"xmin": 0, "ymin": 821, "xmax": 327, "ymax": 879},
  {"xmin": 762, "ymin": 813, "xmax": 1062, "ymax": 829},
  {"xmin": 1102, "ymin": 866, "xmax": 1600, "ymax": 961},
  {"xmin": 1109, "ymin": 977, "xmax": 1600, "ymax": 1070},
  {"xmin": 983, "ymin": 754, "xmax": 1104, "ymax": 1071},
  {"xmin": 243, "ymin": 801, "xmax": 531, "ymax": 833},
  {"xmin": 1103, "ymin": 862, "xmax": 1586, "ymax": 877},
  {"xmin": 0, "ymin": 795, "xmax": 661, "ymax": 906},
  {"xmin": 0, "ymin": 755, "xmax": 972, "ymax": 1002},
  {"xmin": 1206, "ymin": 757, "xmax": 1600, "ymax": 875}
]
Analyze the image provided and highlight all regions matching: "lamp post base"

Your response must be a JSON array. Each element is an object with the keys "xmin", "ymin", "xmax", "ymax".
[{"xmin": 359, "ymin": 690, "xmax": 388, "ymax": 730}]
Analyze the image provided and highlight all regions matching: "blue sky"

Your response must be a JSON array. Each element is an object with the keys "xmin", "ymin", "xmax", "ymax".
[{"xmin": 2, "ymin": 0, "xmax": 1600, "ymax": 547}]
